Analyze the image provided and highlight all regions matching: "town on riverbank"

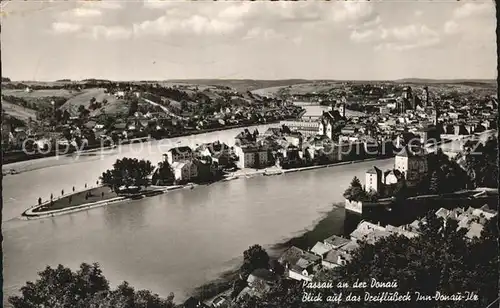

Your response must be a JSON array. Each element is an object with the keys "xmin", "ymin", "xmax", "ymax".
[
  {"xmin": 14, "ymin": 78, "xmax": 499, "ymax": 308},
  {"xmin": 9, "ymin": 78, "xmax": 499, "ymax": 308},
  {"xmin": 4, "ymin": 1, "xmax": 499, "ymax": 306},
  {"xmin": 2, "ymin": 80, "xmax": 305, "ymax": 166}
]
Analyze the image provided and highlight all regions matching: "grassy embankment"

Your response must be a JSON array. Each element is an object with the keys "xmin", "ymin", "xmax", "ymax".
[
  {"xmin": 33, "ymin": 186, "xmax": 119, "ymax": 212},
  {"xmin": 60, "ymin": 88, "xmax": 129, "ymax": 117},
  {"xmin": 31, "ymin": 185, "xmax": 172, "ymax": 214}
]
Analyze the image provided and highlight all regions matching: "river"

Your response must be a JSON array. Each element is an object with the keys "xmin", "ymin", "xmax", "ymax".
[
  {"xmin": 3, "ymin": 106, "xmax": 393, "ymax": 306},
  {"xmin": 293, "ymin": 101, "xmax": 367, "ymax": 118}
]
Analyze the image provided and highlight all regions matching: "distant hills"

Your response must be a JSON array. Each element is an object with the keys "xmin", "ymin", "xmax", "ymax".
[
  {"xmin": 167, "ymin": 79, "xmax": 312, "ymax": 92},
  {"xmin": 394, "ymin": 78, "xmax": 496, "ymax": 85},
  {"xmin": 3, "ymin": 78, "xmax": 496, "ymax": 91}
]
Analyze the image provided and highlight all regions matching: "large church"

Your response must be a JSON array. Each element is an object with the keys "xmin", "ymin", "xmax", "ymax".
[
  {"xmin": 396, "ymin": 86, "xmax": 421, "ymax": 113},
  {"xmin": 317, "ymin": 99, "xmax": 347, "ymax": 140}
]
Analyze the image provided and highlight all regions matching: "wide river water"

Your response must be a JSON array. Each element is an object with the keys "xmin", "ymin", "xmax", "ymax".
[{"xmin": 3, "ymin": 106, "xmax": 393, "ymax": 305}]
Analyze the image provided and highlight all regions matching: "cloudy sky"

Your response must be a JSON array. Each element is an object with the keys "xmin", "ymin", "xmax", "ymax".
[{"xmin": 1, "ymin": 0, "xmax": 496, "ymax": 81}]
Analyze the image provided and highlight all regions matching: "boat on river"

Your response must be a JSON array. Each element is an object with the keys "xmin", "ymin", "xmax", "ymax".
[{"xmin": 264, "ymin": 169, "xmax": 284, "ymax": 176}]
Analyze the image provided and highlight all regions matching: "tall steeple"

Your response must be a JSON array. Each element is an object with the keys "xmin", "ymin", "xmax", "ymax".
[
  {"xmin": 423, "ymin": 86, "xmax": 429, "ymax": 107},
  {"xmin": 340, "ymin": 96, "xmax": 346, "ymax": 118},
  {"xmin": 434, "ymin": 105, "xmax": 439, "ymax": 125},
  {"xmin": 433, "ymin": 90, "xmax": 439, "ymax": 126}
]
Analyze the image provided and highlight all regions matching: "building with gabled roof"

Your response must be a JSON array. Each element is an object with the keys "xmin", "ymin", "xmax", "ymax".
[
  {"xmin": 323, "ymin": 235, "xmax": 350, "ymax": 250},
  {"xmin": 310, "ymin": 242, "xmax": 332, "ymax": 257},
  {"xmin": 278, "ymin": 246, "xmax": 321, "ymax": 282},
  {"xmin": 435, "ymin": 207, "xmax": 451, "ymax": 220},
  {"xmin": 321, "ymin": 239, "xmax": 360, "ymax": 269},
  {"xmin": 165, "ymin": 146, "xmax": 194, "ymax": 165},
  {"xmin": 465, "ymin": 222, "xmax": 484, "ymax": 239},
  {"xmin": 350, "ymin": 221, "xmax": 386, "ymax": 243},
  {"xmin": 394, "ymin": 146, "xmax": 428, "ymax": 187},
  {"xmin": 365, "ymin": 166, "xmax": 383, "ymax": 193},
  {"xmin": 172, "ymin": 161, "xmax": 198, "ymax": 183}
]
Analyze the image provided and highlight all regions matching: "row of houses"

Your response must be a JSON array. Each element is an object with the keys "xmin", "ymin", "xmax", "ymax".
[
  {"xmin": 232, "ymin": 124, "xmax": 395, "ymax": 170},
  {"xmin": 276, "ymin": 204, "xmax": 496, "ymax": 283},
  {"xmin": 161, "ymin": 141, "xmax": 234, "ymax": 183}
]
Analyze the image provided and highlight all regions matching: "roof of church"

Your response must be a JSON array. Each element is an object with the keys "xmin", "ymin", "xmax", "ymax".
[
  {"xmin": 396, "ymin": 146, "xmax": 414, "ymax": 157},
  {"xmin": 322, "ymin": 110, "xmax": 343, "ymax": 122}
]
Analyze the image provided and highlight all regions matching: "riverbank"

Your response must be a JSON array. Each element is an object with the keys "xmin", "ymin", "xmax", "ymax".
[
  {"xmin": 191, "ymin": 204, "xmax": 356, "ymax": 304},
  {"xmin": 2, "ymin": 120, "xmax": 286, "ymax": 168},
  {"xmin": 224, "ymin": 157, "xmax": 385, "ymax": 181},
  {"xmin": 1, "ymin": 123, "xmax": 280, "ymax": 177},
  {"xmin": 21, "ymin": 156, "xmax": 388, "ymax": 219},
  {"xmin": 2, "ymin": 144, "xmax": 118, "ymax": 167},
  {"xmin": 192, "ymin": 185, "xmax": 494, "ymax": 304}
]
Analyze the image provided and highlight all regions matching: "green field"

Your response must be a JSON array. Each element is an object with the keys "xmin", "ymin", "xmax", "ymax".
[
  {"xmin": 1, "ymin": 101, "xmax": 37, "ymax": 123},
  {"xmin": 59, "ymin": 88, "xmax": 129, "ymax": 117},
  {"xmin": 251, "ymin": 81, "xmax": 345, "ymax": 97},
  {"xmin": 169, "ymin": 79, "xmax": 312, "ymax": 92},
  {"xmin": 1, "ymin": 88, "xmax": 77, "ymax": 99}
]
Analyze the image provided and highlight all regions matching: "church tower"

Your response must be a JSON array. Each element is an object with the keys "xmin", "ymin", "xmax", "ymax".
[
  {"xmin": 339, "ymin": 97, "xmax": 346, "ymax": 118},
  {"xmin": 432, "ymin": 88, "xmax": 439, "ymax": 126},
  {"xmin": 423, "ymin": 86, "xmax": 429, "ymax": 107},
  {"xmin": 434, "ymin": 104, "xmax": 439, "ymax": 126}
]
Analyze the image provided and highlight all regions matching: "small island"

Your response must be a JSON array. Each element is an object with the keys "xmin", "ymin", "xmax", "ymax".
[{"xmin": 23, "ymin": 157, "xmax": 190, "ymax": 218}]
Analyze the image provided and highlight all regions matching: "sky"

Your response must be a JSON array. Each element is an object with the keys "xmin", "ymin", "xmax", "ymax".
[{"xmin": 1, "ymin": 0, "xmax": 497, "ymax": 81}]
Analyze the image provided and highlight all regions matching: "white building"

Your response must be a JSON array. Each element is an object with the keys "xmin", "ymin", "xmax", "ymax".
[
  {"xmin": 165, "ymin": 146, "xmax": 194, "ymax": 165},
  {"xmin": 234, "ymin": 145, "xmax": 269, "ymax": 169},
  {"xmin": 172, "ymin": 161, "xmax": 198, "ymax": 182},
  {"xmin": 278, "ymin": 246, "xmax": 321, "ymax": 282},
  {"xmin": 280, "ymin": 120, "xmax": 319, "ymax": 137},
  {"xmin": 394, "ymin": 147, "xmax": 428, "ymax": 187},
  {"xmin": 365, "ymin": 166, "xmax": 382, "ymax": 193}
]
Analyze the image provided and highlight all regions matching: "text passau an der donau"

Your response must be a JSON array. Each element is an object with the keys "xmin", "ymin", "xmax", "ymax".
[{"xmin": 301, "ymin": 279, "xmax": 479, "ymax": 303}]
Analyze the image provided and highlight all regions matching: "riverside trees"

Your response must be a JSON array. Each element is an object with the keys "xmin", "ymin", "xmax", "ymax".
[
  {"xmin": 343, "ymin": 176, "xmax": 378, "ymax": 202},
  {"xmin": 240, "ymin": 244, "xmax": 270, "ymax": 278},
  {"xmin": 424, "ymin": 149, "xmax": 469, "ymax": 194},
  {"xmin": 152, "ymin": 160, "xmax": 175, "ymax": 186},
  {"xmin": 462, "ymin": 138, "xmax": 498, "ymax": 189},
  {"xmin": 8, "ymin": 263, "xmax": 175, "ymax": 308},
  {"xmin": 100, "ymin": 158, "xmax": 155, "ymax": 192}
]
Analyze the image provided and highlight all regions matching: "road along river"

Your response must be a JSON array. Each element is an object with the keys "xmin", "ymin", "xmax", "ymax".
[{"xmin": 2, "ymin": 123, "xmax": 397, "ymax": 306}]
